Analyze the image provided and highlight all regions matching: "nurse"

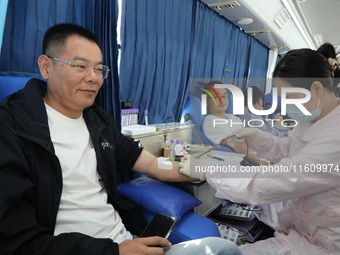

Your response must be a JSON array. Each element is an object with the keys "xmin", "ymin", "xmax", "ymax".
[{"xmin": 207, "ymin": 48, "xmax": 340, "ymax": 254}]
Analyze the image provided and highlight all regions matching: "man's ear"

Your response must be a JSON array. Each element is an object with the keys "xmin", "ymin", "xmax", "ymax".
[
  {"xmin": 257, "ymin": 97, "xmax": 263, "ymax": 106},
  {"xmin": 38, "ymin": 55, "xmax": 50, "ymax": 80},
  {"xmin": 254, "ymin": 97, "xmax": 262, "ymax": 108}
]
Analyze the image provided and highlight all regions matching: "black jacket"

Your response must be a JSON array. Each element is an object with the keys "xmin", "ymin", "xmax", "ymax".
[{"xmin": 0, "ymin": 79, "xmax": 146, "ymax": 255}]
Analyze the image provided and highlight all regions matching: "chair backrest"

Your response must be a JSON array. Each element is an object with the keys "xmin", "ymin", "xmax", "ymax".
[
  {"xmin": 189, "ymin": 96, "xmax": 213, "ymax": 145},
  {"xmin": 0, "ymin": 76, "xmax": 34, "ymax": 100},
  {"xmin": 264, "ymin": 91, "xmax": 281, "ymax": 117},
  {"xmin": 226, "ymin": 93, "xmax": 234, "ymax": 114},
  {"xmin": 183, "ymin": 96, "xmax": 236, "ymax": 153}
]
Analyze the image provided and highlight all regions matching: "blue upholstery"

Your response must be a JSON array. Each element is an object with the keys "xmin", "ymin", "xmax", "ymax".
[
  {"xmin": 143, "ymin": 210, "xmax": 220, "ymax": 244},
  {"xmin": 0, "ymin": 75, "xmax": 221, "ymax": 244},
  {"xmin": 226, "ymin": 93, "xmax": 234, "ymax": 114},
  {"xmin": 188, "ymin": 96, "xmax": 235, "ymax": 153},
  {"xmin": 264, "ymin": 91, "xmax": 282, "ymax": 118},
  {"xmin": 118, "ymin": 176, "xmax": 221, "ymax": 244},
  {"xmin": 0, "ymin": 76, "xmax": 34, "ymax": 100},
  {"xmin": 190, "ymin": 96, "xmax": 213, "ymax": 145},
  {"xmin": 117, "ymin": 176, "xmax": 202, "ymax": 221}
]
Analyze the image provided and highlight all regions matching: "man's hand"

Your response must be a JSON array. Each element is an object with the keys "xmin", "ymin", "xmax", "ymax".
[
  {"xmin": 119, "ymin": 237, "xmax": 171, "ymax": 255},
  {"xmin": 178, "ymin": 155, "xmax": 206, "ymax": 181}
]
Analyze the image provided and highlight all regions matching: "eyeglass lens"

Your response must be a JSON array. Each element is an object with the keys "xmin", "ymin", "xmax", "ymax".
[{"xmin": 74, "ymin": 61, "xmax": 109, "ymax": 79}]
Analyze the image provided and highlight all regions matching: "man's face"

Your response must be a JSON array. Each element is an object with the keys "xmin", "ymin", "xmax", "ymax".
[
  {"xmin": 207, "ymin": 88, "xmax": 229, "ymax": 113},
  {"xmin": 44, "ymin": 35, "xmax": 104, "ymax": 118}
]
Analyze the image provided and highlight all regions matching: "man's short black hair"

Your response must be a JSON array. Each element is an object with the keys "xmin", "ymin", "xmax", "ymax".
[
  {"xmin": 244, "ymin": 86, "xmax": 263, "ymax": 107},
  {"xmin": 42, "ymin": 23, "xmax": 101, "ymax": 56}
]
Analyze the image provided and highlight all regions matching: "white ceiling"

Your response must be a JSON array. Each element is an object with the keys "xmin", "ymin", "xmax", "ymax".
[
  {"xmin": 299, "ymin": 0, "xmax": 340, "ymax": 51},
  {"xmin": 199, "ymin": 0, "xmax": 340, "ymax": 54}
]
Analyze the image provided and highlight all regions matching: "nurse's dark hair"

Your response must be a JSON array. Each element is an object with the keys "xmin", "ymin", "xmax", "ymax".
[
  {"xmin": 317, "ymin": 43, "xmax": 337, "ymax": 59},
  {"xmin": 243, "ymin": 86, "xmax": 263, "ymax": 107},
  {"xmin": 317, "ymin": 43, "xmax": 340, "ymax": 86},
  {"xmin": 272, "ymin": 48, "xmax": 339, "ymax": 91},
  {"xmin": 42, "ymin": 23, "xmax": 101, "ymax": 57}
]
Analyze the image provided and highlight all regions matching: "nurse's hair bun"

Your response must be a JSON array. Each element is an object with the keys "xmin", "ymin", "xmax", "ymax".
[{"xmin": 328, "ymin": 57, "xmax": 339, "ymax": 72}]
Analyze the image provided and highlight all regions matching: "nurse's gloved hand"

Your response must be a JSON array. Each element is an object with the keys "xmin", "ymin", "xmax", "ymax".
[
  {"xmin": 232, "ymin": 128, "xmax": 259, "ymax": 143},
  {"xmin": 178, "ymin": 155, "xmax": 206, "ymax": 181}
]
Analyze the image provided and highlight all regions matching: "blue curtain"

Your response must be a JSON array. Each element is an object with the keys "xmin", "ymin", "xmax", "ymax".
[
  {"xmin": 0, "ymin": 0, "xmax": 120, "ymax": 122},
  {"xmin": 0, "ymin": 0, "xmax": 9, "ymax": 58},
  {"xmin": 246, "ymin": 37, "xmax": 269, "ymax": 93},
  {"xmin": 190, "ymin": 3, "xmax": 234, "ymax": 79},
  {"xmin": 91, "ymin": 0, "xmax": 120, "ymax": 123},
  {"xmin": 225, "ymin": 26, "xmax": 252, "ymax": 82},
  {"xmin": 119, "ymin": 0, "xmax": 195, "ymax": 124},
  {"xmin": 119, "ymin": 0, "xmax": 270, "ymax": 124},
  {"xmin": 276, "ymin": 54, "xmax": 282, "ymax": 64},
  {"xmin": 189, "ymin": 4, "xmax": 251, "ymax": 93},
  {"xmin": 189, "ymin": 2, "xmax": 269, "ymax": 93}
]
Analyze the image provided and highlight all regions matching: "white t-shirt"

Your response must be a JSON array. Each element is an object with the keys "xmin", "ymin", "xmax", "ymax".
[
  {"xmin": 45, "ymin": 104, "xmax": 132, "ymax": 243},
  {"xmin": 202, "ymin": 114, "xmax": 244, "ymax": 145}
]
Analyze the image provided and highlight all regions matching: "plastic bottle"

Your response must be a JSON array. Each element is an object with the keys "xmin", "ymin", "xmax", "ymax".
[
  {"xmin": 130, "ymin": 109, "xmax": 134, "ymax": 125},
  {"xmin": 135, "ymin": 109, "xmax": 139, "ymax": 124},
  {"xmin": 125, "ymin": 109, "xmax": 128, "ymax": 126},
  {"xmin": 168, "ymin": 139, "xmax": 175, "ymax": 162},
  {"xmin": 174, "ymin": 140, "xmax": 184, "ymax": 162},
  {"xmin": 134, "ymin": 109, "xmax": 138, "ymax": 124},
  {"xmin": 132, "ymin": 109, "xmax": 137, "ymax": 124},
  {"xmin": 129, "ymin": 109, "xmax": 133, "ymax": 125},
  {"xmin": 145, "ymin": 110, "xmax": 149, "ymax": 125},
  {"xmin": 125, "ymin": 109, "xmax": 129, "ymax": 126},
  {"xmin": 121, "ymin": 109, "xmax": 126, "ymax": 127}
]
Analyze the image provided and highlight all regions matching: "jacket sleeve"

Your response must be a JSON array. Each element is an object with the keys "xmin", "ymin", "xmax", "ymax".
[
  {"xmin": 0, "ymin": 124, "xmax": 120, "ymax": 255},
  {"xmin": 109, "ymin": 119, "xmax": 143, "ymax": 174}
]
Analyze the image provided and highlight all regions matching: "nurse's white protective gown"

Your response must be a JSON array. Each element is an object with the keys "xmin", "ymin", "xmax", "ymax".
[{"xmin": 207, "ymin": 104, "xmax": 340, "ymax": 255}]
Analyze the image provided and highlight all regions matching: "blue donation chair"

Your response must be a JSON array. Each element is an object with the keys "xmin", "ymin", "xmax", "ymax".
[
  {"xmin": 183, "ymin": 95, "xmax": 235, "ymax": 153},
  {"xmin": 0, "ymin": 75, "xmax": 221, "ymax": 244},
  {"xmin": 264, "ymin": 91, "xmax": 282, "ymax": 118}
]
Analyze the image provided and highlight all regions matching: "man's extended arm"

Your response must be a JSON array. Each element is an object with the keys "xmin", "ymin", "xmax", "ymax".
[{"xmin": 132, "ymin": 150, "xmax": 195, "ymax": 182}]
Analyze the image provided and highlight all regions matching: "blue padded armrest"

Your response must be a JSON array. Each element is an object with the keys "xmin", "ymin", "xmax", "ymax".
[
  {"xmin": 118, "ymin": 176, "xmax": 220, "ymax": 244},
  {"xmin": 117, "ymin": 176, "xmax": 202, "ymax": 220}
]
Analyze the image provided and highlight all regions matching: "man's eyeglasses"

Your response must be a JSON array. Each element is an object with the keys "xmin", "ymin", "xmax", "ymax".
[
  {"xmin": 220, "ymin": 94, "xmax": 230, "ymax": 99},
  {"xmin": 208, "ymin": 94, "xmax": 230, "ymax": 100},
  {"xmin": 47, "ymin": 56, "xmax": 110, "ymax": 79}
]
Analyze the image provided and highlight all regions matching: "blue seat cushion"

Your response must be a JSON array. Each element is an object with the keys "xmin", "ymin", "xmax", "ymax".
[{"xmin": 117, "ymin": 176, "xmax": 202, "ymax": 220}]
